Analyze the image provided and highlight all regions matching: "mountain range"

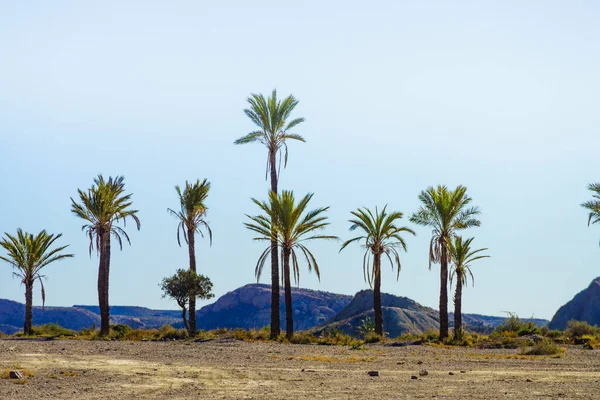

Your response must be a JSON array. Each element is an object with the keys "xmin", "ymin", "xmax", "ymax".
[{"xmin": 0, "ymin": 283, "xmax": 555, "ymax": 336}]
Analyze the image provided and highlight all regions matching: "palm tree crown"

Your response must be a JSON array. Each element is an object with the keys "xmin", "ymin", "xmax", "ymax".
[
  {"xmin": 340, "ymin": 206, "xmax": 415, "ymax": 286},
  {"xmin": 409, "ymin": 185, "xmax": 481, "ymax": 269},
  {"xmin": 234, "ymin": 89, "xmax": 305, "ymax": 180},
  {"xmin": 245, "ymin": 191, "xmax": 337, "ymax": 284},
  {"xmin": 447, "ymin": 236, "xmax": 489, "ymax": 288},
  {"xmin": 582, "ymin": 183, "xmax": 600, "ymax": 246},
  {"xmin": 0, "ymin": 229, "xmax": 74, "ymax": 308},
  {"xmin": 168, "ymin": 179, "xmax": 212, "ymax": 246},
  {"xmin": 71, "ymin": 175, "xmax": 141, "ymax": 253}
]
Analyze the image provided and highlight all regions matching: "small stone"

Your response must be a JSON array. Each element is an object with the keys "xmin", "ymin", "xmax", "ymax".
[
  {"xmin": 526, "ymin": 378, "xmax": 533, "ymax": 382},
  {"xmin": 367, "ymin": 371, "xmax": 379, "ymax": 377},
  {"xmin": 397, "ymin": 361, "xmax": 406, "ymax": 365},
  {"xmin": 9, "ymin": 371, "xmax": 24, "ymax": 379},
  {"xmin": 449, "ymin": 372, "xmax": 455, "ymax": 375},
  {"xmin": 419, "ymin": 370, "xmax": 428, "ymax": 376},
  {"xmin": 411, "ymin": 375, "xmax": 418, "ymax": 380},
  {"xmin": 417, "ymin": 360, "xmax": 424, "ymax": 364},
  {"xmin": 460, "ymin": 370, "xmax": 467, "ymax": 373}
]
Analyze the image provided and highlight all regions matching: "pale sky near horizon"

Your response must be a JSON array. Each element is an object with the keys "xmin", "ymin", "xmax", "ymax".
[{"xmin": 1, "ymin": 1, "xmax": 599, "ymax": 320}]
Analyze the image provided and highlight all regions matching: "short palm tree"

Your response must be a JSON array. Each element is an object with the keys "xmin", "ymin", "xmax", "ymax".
[
  {"xmin": 340, "ymin": 206, "xmax": 415, "ymax": 336},
  {"xmin": 168, "ymin": 179, "xmax": 212, "ymax": 335},
  {"xmin": 0, "ymin": 229, "xmax": 73, "ymax": 335},
  {"xmin": 235, "ymin": 89, "xmax": 305, "ymax": 339},
  {"xmin": 582, "ymin": 183, "xmax": 600, "ymax": 246},
  {"xmin": 71, "ymin": 175, "xmax": 140, "ymax": 336},
  {"xmin": 245, "ymin": 191, "xmax": 336, "ymax": 339},
  {"xmin": 410, "ymin": 185, "xmax": 481, "ymax": 339},
  {"xmin": 447, "ymin": 236, "xmax": 489, "ymax": 340}
]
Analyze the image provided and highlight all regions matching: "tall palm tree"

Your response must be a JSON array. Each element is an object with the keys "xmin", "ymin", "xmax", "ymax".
[
  {"xmin": 0, "ymin": 229, "xmax": 73, "ymax": 335},
  {"xmin": 234, "ymin": 89, "xmax": 305, "ymax": 338},
  {"xmin": 447, "ymin": 236, "xmax": 489, "ymax": 340},
  {"xmin": 582, "ymin": 183, "xmax": 600, "ymax": 247},
  {"xmin": 245, "ymin": 191, "xmax": 336, "ymax": 339},
  {"xmin": 71, "ymin": 175, "xmax": 140, "ymax": 336},
  {"xmin": 340, "ymin": 206, "xmax": 415, "ymax": 336},
  {"xmin": 168, "ymin": 179, "xmax": 212, "ymax": 335},
  {"xmin": 410, "ymin": 185, "xmax": 481, "ymax": 339}
]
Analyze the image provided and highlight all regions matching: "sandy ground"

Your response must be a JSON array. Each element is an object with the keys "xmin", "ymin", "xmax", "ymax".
[{"xmin": 0, "ymin": 338, "xmax": 599, "ymax": 399}]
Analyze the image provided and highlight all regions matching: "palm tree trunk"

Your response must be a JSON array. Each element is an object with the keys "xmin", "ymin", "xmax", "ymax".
[
  {"xmin": 454, "ymin": 279, "xmax": 463, "ymax": 340},
  {"xmin": 373, "ymin": 253, "xmax": 383, "ymax": 336},
  {"xmin": 269, "ymin": 148, "xmax": 281, "ymax": 339},
  {"xmin": 24, "ymin": 280, "xmax": 33, "ymax": 335},
  {"xmin": 100, "ymin": 232, "xmax": 111, "ymax": 336},
  {"xmin": 283, "ymin": 247, "xmax": 293, "ymax": 339},
  {"xmin": 187, "ymin": 227, "xmax": 197, "ymax": 335},
  {"xmin": 439, "ymin": 244, "xmax": 449, "ymax": 339},
  {"xmin": 97, "ymin": 232, "xmax": 107, "ymax": 336}
]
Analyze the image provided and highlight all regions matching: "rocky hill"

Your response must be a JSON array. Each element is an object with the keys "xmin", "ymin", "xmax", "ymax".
[
  {"xmin": 196, "ymin": 284, "xmax": 352, "ymax": 330},
  {"xmin": 313, "ymin": 290, "xmax": 548, "ymax": 337},
  {"xmin": 548, "ymin": 276, "xmax": 600, "ymax": 330}
]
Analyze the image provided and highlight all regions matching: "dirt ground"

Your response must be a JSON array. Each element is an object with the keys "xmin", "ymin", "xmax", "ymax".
[{"xmin": 0, "ymin": 338, "xmax": 599, "ymax": 399}]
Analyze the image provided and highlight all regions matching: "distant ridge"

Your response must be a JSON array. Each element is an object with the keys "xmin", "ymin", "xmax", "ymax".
[{"xmin": 0, "ymin": 284, "xmax": 548, "ymax": 335}]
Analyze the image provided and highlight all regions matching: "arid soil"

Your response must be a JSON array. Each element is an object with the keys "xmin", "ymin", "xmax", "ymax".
[{"xmin": 1, "ymin": 339, "xmax": 599, "ymax": 399}]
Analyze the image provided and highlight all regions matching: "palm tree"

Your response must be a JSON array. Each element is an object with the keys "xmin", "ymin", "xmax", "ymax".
[
  {"xmin": 245, "ymin": 191, "xmax": 336, "ymax": 339},
  {"xmin": 340, "ymin": 206, "xmax": 415, "ymax": 336},
  {"xmin": 234, "ymin": 89, "xmax": 305, "ymax": 338},
  {"xmin": 582, "ymin": 183, "xmax": 600, "ymax": 246},
  {"xmin": 447, "ymin": 236, "xmax": 489, "ymax": 340},
  {"xmin": 71, "ymin": 175, "xmax": 140, "ymax": 336},
  {"xmin": 0, "ymin": 229, "xmax": 73, "ymax": 335},
  {"xmin": 409, "ymin": 185, "xmax": 481, "ymax": 339},
  {"xmin": 168, "ymin": 179, "xmax": 212, "ymax": 335}
]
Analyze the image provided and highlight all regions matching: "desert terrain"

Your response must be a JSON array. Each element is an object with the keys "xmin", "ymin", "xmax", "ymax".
[{"xmin": 1, "ymin": 339, "xmax": 599, "ymax": 399}]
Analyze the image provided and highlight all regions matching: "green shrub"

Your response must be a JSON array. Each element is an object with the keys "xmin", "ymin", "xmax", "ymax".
[
  {"xmin": 290, "ymin": 331, "xmax": 314, "ymax": 344},
  {"xmin": 317, "ymin": 328, "xmax": 357, "ymax": 346},
  {"xmin": 25, "ymin": 324, "xmax": 76, "ymax": 338},
  {"xmin": 350, "ymin": 341, "xmax": 365, "ymax": 350},
  {"xmin": 493, "ymin": 313, "xmax": 541, "ymax": 337},
  {"xmin": 158, "ymin": 325, "xmax": 189, "ymax": 340},
  {"xmin": 420, "ymin": 329, "xmax": 440, "ymax": 343},
  {"xmin": 522, "ymin": 339, "xmax": 565, "ymax": 356},
  {"xmin": 363, "ymin": 332, "xmax": 381, "ymax": 344},
  {"xmin": 567, "ymin": 320, "xmax": 600, "ymax": 339},
  {"xmin": 109, "ymin": 324, "xmax": 132, "ymax": 339}
]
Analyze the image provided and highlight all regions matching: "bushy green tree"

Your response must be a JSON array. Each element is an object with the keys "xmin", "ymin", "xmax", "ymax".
[{"xmin": 160, "ymin": 269, "xmax": 214, "ymax": 332}]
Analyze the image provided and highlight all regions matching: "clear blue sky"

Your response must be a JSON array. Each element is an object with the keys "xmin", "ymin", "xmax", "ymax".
[{"xmin": 1, "ymin": 1, "xmax": 599, "ymax": 320}]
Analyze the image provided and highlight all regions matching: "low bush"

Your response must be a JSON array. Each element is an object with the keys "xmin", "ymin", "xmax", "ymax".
[
  {"xmin": 522, "ymin": 339, "xmax": 565, "ymax": 356},
  {"xmin": 363, "ymin": 332, "xmax": 381, "ymax": 344},
  {"xmin": 317, "ymin": 328, "xmax": 358, "ymax": 346},
  {"xmin": 15, "ymin": 324, "xmax": 76, "ymax": 338},
  {"xmin": 290, "ymin": 331, "xmax": 315, "ymax": 344},
  {"xmin": 493, "ymin": 313, "xmax": 541, "ymax": 337},
  {"xmin": 158, "ymin": 325, "xmax": 189, "ymax": 340},
  {"xmin": 566, "ymin": 320, "xmax": 600, "ymax": 339}
]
